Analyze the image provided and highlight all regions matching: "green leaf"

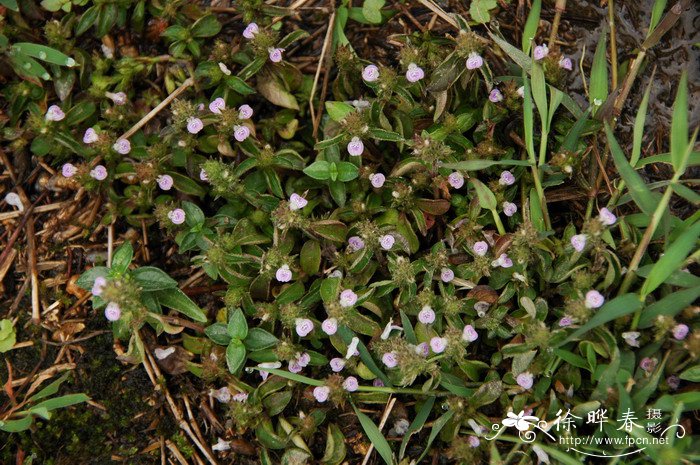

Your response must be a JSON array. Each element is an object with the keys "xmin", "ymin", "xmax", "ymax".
[
  {"xmin": 30, "ymin": 393, "xmax": 89, "ymax": 412},
  {"xmin": 227, "ymin": 309, "xmax": 248, "ymax": 340},
  {"xmin": 300, "ymin": 240, "xmax": 322, "ymax": 275},
  {"xmin": 226, "ymin": 340, "xmax": 246, "ymax": 374},
  {"xmin": 353, "ymin": 405, "xmax": 394, "ymax": 465},
  {"xmin": 167, "ymin": 171, "xmax": 206, "ymax": 197},
  {"xmin": 190, "ymin": 14, "xmax": 221, "ymax": 38},
  {"xmin": 224, "ymin": 75, "xmax": 256, "ymax": 95},
  {"xmin": 111, "ymin": 242, "xmax": 133, "ymax": 273},
  {"xmin": 205, "ymin": 323, "xmax": 232, "ymax": 345},
  {"xmin": 308, "ymin": 220, "xmax": 347, "ymax": 242},
  {"xmin": 12, "ymin": 43, "xmax": 75, "ymax": 67},
  {"xmin": 303, "ymin": 160, "xmax": 332, "ymax": 180},
  {"xmin": 679, "ymin": 365, "xmax": 700, "ymax": 382},
  {"xmin": 470, "ymin": 0, "xmax": 497, "ymax": 23},
  {"xmin": 367, "ymin": 128, "xmax": 402, "ymax": 142},
  {"xmin": 255, "ymin": 367, "xmax": 324, "ymax": 386},
  {"xmin": 257, "ymin": 73, "xmax": 299, "ymax": 110},
  {"xmin": 0, "ymin": 319, "xmax": 16, "ymax": 353},
  {"xmin": 0, "ymin": 415, "xmax": 33, "ymax": 432},
  {"xmin": 244, "ymin": 328, "xmax": 278, "ymax": 351},
  {"xmin": 521, "ymin": 0, "xmax": 541, "ymax": 54},
  {"xmin": 640, "ymin": 221, "xmax": 700, "ymax": 298},
  {"xmin": 416, "ymin": 410, "xmax": 454, "ymax": 463},
  {"xmin": 441, "ymin": 159, "xmax": 531, "ymax": 170},
  {"xmin": 605, "ymin": 123, "xmax": 656, "ymax": 216},
  {"xmin": 399, "ymin": 397, "xmax": 435, "ymax": 460},
  {"xmin": 325, "ymin": 101, "xmax": 355, "ymax": 122},
  {"xmin": 321, "ymin": 423, "xmax": 347, "ymax": 465},
  {"xmin": 631, "ymin": 76, "xmax": 654, "ymax": 166},
  {"xmin": 670, "ymin": 71, "xmax": 688, "ymax": 174},
  {"xmin": 362, "ymin": 0, "xmax": 385, "ymax": 24},
  {"xmin": 75, "ymin": 266, "xmax": 110, "ymax": 291},
  {"xmin": 182, "ymin": 201, "xmax": 205, "ymax": 226},
  {"xmin": 471, "ymin": 179, "xmax": 497, "ymax": 211},
  {"xmin": 155, "ymin": 288, "xmax": 207, "ymax": 322},
  {"xmin": 314, "ymin": 133, "xmax": 345, "ymax": 150},
  {"xmin": 560, "ymin": 294, "xmax": 643, "ymax": 345},
  {"xmin": 589, "ymin": 31, "xmax": 608, "ymax": 110},
  {"xmin": 76, "ymin": 6, "xmax": 99, "ymax": 35},
  {"xmin": 131, "ymin": 267, "xmax": 178, "ymax": 291},
  {"xmin": 336, "ymin": 162, "xmax": 359, "ymax": 182},
  {"xmin": 0, "ymin": 0, "xmax": 19, "ymax": 11},
  {"xmin": 278, "ymin": 29, "xmax": 310, "ymax": 48}
]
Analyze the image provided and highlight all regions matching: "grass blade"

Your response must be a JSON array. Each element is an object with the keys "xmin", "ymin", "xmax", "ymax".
[
  {"xmin": 353, "ymin": 405, "xmax": 394, "ymax": 465},
  {"xmin": 589, "ymin": 30, "xmax": 608, "ymax": 111},
  {"xmin": 521, "ymin": 0, "xmax": 541, "ymax": 54},
  {"xmin": 399, "ymin": 397, "xmax": 435, "ymax": 459},
  {"xmin": 559, "ymin": 293, "xmax": 644, "ymax": 345},
  {"xmin": 416, "ymin": 410, "xmax": 454, "ymax": 463},
  {"xmin": 639, "ymin": 220, "xmax": 700, "ymax": 298},
  {"xmin": 670, "ymin": 71, "xmax": 688, "ymax": 173},
  {"xmin": 631, "ymin": 74, "xmax": 654, "ymax": 165}
]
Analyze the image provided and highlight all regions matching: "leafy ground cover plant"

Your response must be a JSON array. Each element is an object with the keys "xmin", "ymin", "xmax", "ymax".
[{"xmin": 0, "ymin": 0, "xmax": 698, "ymax": 464}]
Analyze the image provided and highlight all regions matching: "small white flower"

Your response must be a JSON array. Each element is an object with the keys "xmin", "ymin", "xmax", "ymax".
[
  {"xmin": 218, "ymin": 62, "xmax": 232, "ymax": 75},
  {"xmin": 345, "ymin": 337, "xmax": 360, "ymax": 359}
]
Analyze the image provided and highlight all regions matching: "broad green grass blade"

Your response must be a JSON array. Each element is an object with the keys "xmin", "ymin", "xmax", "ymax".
[
  {"xmin": 521, "ymin": 0, "xmax": 541, "ymax": 54},
  {"xmin": 416, "ymin": 410, "xmax": 454, "ymax": 463},
  {"xmin": 648, "ymin": 0, "xmax": 668, "ymax": 35},
  {"xmin": 559, "ymin": 293, "xmax": 643, "ymax": 345},
  {"xmin": 522, "ymin": 73, "xmax": 535, "ymax": 162},
  {"xmin": 670, "ymin": 71, "xmax": 688, "ymax": 174},
  {"xmin": 589, "ymin": 31, "xmax": 608, "ymax": 110},
  {"xmin": 638, "ymin": 286, "xmax": 700, "ymax": 328},
  {"xmin": 531, "ymin": 61, "xmax": 548, "ymax": 128},
  {"xmin": 256, "ymin": 368, "xmax": 324, "ymax": 386},
  {"xmin": 353, "ymin": 405, "xmax": 394, "ymax": 465},
  {"xmin": 605, "ymin": 122, "xmax": 656, "ymax": 215},
  {"xmin": 640, "ymin": 220, "xmax": 700, "ymax": 298}
]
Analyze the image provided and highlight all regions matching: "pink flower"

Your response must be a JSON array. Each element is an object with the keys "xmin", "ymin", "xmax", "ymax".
[
  {"xmin": 295, "ymin": 318, "xmax": 314, "ymax": 337},
  {"xmin": 347, "ymin": 137, "xmax": 364, "ymax": 156},
  {"xmin": 168, "ymin": 208, "xmax": 186, "ymax": 225},
  {"xmin": 104, "ymin": 302, "xmax": 121, "ymax": 321},
  {"xmin": 585, "ymin": 290, "xmax": 605, "ymax": 309},
  {"xmin": 448, "ymin": 172, "xmax": 464, "ymax": 189},
  {"xmin": 209, "ymin": 97, "xmax": 226, "ymax": 114},
  {"xmin": 533, "ymin": 44, "xmax": 549, "ymax": 61},
  {"xmin": 233, "ymin": 125, "xmax": 250, "ymax": 142},
  {"xmin": 343, "ymin": 376, "xmax": 359, "ymax": 392},
  {"xmin": 62, "ymin": 163, "xmax": 77, "ymax": 178},
  {"xmin": 187, "ymin": 117, "xmax": 204, "ymax": 134},
  {"xmin": 92, "ymin": 276, "xmax": 107, "ymax": 296},
  {"xmin": 362, "ymin": 64, "xmax": 379, "ymax": 82},
  {"xmin": 599, "ymin": 207, "xmax": 617, "ymax": 226},
  {"xmin": 405, "ymin": 63, "xmax": 425, "ymax": 83},
  {"xmin": 468, "ymin": 436, "xmax": 481, "ymax": 448},
  {"xmin": 440, "ymin": 268, "xmax": 454, "ymax": 283},
  {"xmin": 232, "ymin": 392, "xmax": 249, "ymax": 402},
  {"xmin": 268, "ymin": 47, "xmax": 284, "ymax": 63},
  {"xmin": 462, "ymin": 324, "xmax": 479, "ymax": 342},
  {"xmin": 672, "ymin": 324, "xmax": 689, "ymax": 340},
  {"xmin": 210, "ymin": 387, "xmax": 231, "ymax": 403},
  {"xmin": 379, "ymin": 234, "xmax": 394, "ymax": 250},
  {"xmin": 493, "ymin": 253, "xmax": 513, "ymax": 268},
  {"xmin": 296, "ymin": 352, "xmax": 311, "ymax": 367},
  {"xmin": 373, "ymin": 378, "xmax": 385, "ymax": 387},
  {"xmin": 473, "ymin": 241, "xmax": 489, "ymax": 256},
  {"xmin": 157, "ymin": 174, "xmax": 174, "ymax": 190},
  {"xmin": 106, "ymin": 91, "xmax": 127, "ymax": 105},
  {"xmin": 516, "ymin": 372, "xmax": 534, "ymax": 389},
  {"xmin": 45, "ymin": 105, "xmax": 65, "ymax": 121},
  {"xmin": 242, "ymin": 22, "xmax": 259, "ymax": 39},
  {"xmin": 571, "ymin": 234, "xmax": 587, "ymax": 252},
  {"xmin": 489, "ymin": 88, "xmax": 504, "ymax": 103},
  {"xmin": 370, "ymin": 173, "xmax": 385, "ymax": 188},
  {"xmin": 559, "ymin": 317, "xmax": 573, "ymax": 327},
  {"xmin": 559, "ymin": 56, "xmax": 573, "ymax": 70},
  {"xmin": 199, "ymin": 169, "xmax": 209, "ymax": 181},
  {"xmin": 90, "ymin": 165, "xmax": 108, "ymax": 181},
  {"xmin": 418, "ymin": 306, "xmax": 436, "ymax": 324},
  {"xmin": 667, "ymin": 375, "xmax": 680, "ymax": 390},
  {"xmin": 430, "ymin": 336, "xmax": 447, "ymax": 353},
  {"xmin": 330, "ymin": 357, "xmax": 345, "ymax": 372},
  {"xmin": 640, "ymin": 357, "xmax": 656, "ymax": 372},
  {"xmin": 499, "ymin": 170, "xmax": 515, "ymax": 186},
  {"xmin": 276, "ymin": 264, "xmax": 292, "ymax": 282},
  {"xmin": 382, "ymin": 352, "xmax": 398, "ymax": 368},
  {"xmin": 238, "ymin": 104, "xmax": 253, "ymax": 119},
  {"xmin": 83, "ymin": 128, "xmax": 99, "ymax": 144},
  {"xmin": 313, "ymin": 386, "xmax": 330, "ymax": 402},
  {"xmin": 503, "ymin": 202, "xmax": 517, "ymax": 217},
  {"xmin": 322, "ymin": 318, "xmax": 338, "ymax": 335},
  {"xmin": 348, "ymin": 236, "xmax": 365, "ymax": 252},
  {"xmin": 339, "ymin": 289, "xmax": 358, "ymax": 308},
  {"xmin": 288, "ymin": 360, "xmax": 302, "ymax": 373},
  {"xmin": 289, "ymin": 193, "xmax": 308, "ymax": 211},
  {"xmin": 466, "ymin": 52, "xmax": 483, "ymax": 70},
  {"xmin": 415, "ymin": 342, "xmax": 430, "ymax": 357},
  {"xmin": 113, "ymin": 139, "xmax": 131, "ymax": 154}
]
